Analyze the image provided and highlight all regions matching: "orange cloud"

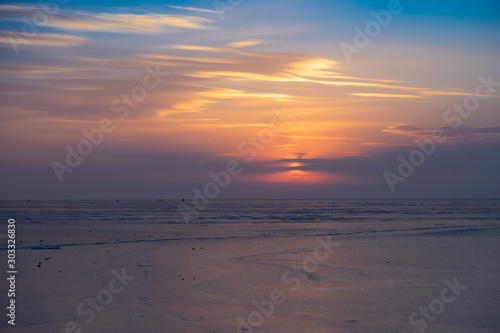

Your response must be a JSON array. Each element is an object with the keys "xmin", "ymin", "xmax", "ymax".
[
  {"xmin": 226, "ymin": 39, "xmax": 269, "ymax": 48},
  {"xmin": 351, "ymin": 93, "xmax": 424, "ymax": 99}
]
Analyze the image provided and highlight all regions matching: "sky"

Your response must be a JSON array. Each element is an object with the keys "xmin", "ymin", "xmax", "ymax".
[{"xmin": 0, "ymin": 0, "xmax": 499, "ymax": 200}]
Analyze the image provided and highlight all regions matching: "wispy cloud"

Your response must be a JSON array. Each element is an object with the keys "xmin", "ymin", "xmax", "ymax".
[
  {"xmin": 0, "ymin": 31, "xmax": 85, "ymax": 48},
  {"xmin": 167, "ymin": 5, "xmax": 220, "ymax": 14},
  {"xmin": 0, "ymin": 4, "xmax": 38, "ymax": 11},
  {"xmin": 140, "ymin": 53, "xmax": 240, "ymax": 64},
  {"xmin": 169, "ymin": 44, "xmax": 251, "ymax": 55},
  {"xmin": 0, "ymin": 64, "xmax": 77, "ymax": 75},
  {"xmin": 383, "ymin": 124, "xmax": 500, "ymax": 143},
  {"xmin": 421, "ymin": 90, "xmax": 500, "ymax": 98},
  {"xmin": 166, "ymin": 46, "xmax": 432, "ymax": 93},
  {"xmin": 382, "ymin": 124, "xmax": 429, "ymax": 136},
  {"xmin": 156, "ymin": 87, "xmax": 293, "ymax": 117},
  {"xmin": 351, "ymin": 93, "xmax": 424, "ymax": 99},
  {"xmin": 226, "ymin": 39, "xmax": 269, "ymax": 48},
  {"xmin": 0, "ymin": 4, "xmax": 214, "ymax": 34},
  {"xmin": 199, "ymin": 87, "xmax": 292, "ymax": 101},
  {"xmin": 43, "ymin": 13, "xmax": 214, "ymax": 33}
]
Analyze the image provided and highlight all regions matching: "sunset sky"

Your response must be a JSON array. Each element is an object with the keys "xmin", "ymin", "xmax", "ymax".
[{"xmin": 1, "ymin": 0, "xmax": 499, "ymax": 199}]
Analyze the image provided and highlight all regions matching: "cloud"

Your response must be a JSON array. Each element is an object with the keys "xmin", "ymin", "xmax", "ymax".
[
  {"xmin": 160, "ymin": 45, "xmax": 487, "ymax": 100},
  {"xmin": 0, "ymin": 4, "xmax": 214, "ymax": 34},
  {"xmin": 0, "ymin": 64, "xmax": 76, "ymax": 76},
  {"xmin": 351, "ymin": 93, "xmax": 424, "ymax": 99},
  {"xmin": 43, "ymin": 13, "xmax": 213, "ymax": 33},
  {"xmin": 444, "ymin": 125, "xmax": 500, "ymax": 141},
  {"xmin": 167, "ymin": 98, "xmax": 216, "ymax": 114},
  {"xmin": 140, "ymin": 53, "xmax": 240, "ymax": 64},
  {"xmin": 0, "ymin": 4, "xmax": 38, "ymax": 12},
  {"xmin": 169, "ymin": 44, "xmax": 250, "ymax": 55},
  {"xmin": 164, "ymin": 47, "xmax": 431, "ymax": 93},
  {"xmin": 156, "ymin": 87, "xmax": 293, "ymax": 116},
  {"xmin": 271, "ymin": 140, "xmax": 500, "ymax": 181},
  {"xmin": 167, "ymin": 5, "xmax": 220, "ymax": 14},
  {"xmin": 226, "ymin": 39, "xmax": 268, "ymax": 48},
  {"xmin": 383, "ymin": 124, "xmax": 426, "ymax": 136},
  {"xmin": 421, "ymin": 90, "xmax": 500, "ymax": 98},
  {"xmin": 383, "ymin": 124, "xmax": 500, "ymax": 143},
  {"xmin": 0, "ymin": 31, "xmax": 86, "ymax": 48},
  {"xmin": 198, "ymin": 87, "xmax": 292, "ymax": 101}
]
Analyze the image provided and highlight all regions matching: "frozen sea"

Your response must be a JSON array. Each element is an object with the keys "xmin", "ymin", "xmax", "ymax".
[{"xmin": 1, "ymin": 199, "xmax": 499, "ymax": 332}]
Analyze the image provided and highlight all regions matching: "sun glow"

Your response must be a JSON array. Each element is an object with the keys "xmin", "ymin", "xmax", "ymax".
[
  {"xmin": 241, "ymin": 169, "xmax": 340, "ymax": 184},
  {"xmin": 289, "ymin": 162, "xmax": 304, "ymax": 168}
]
